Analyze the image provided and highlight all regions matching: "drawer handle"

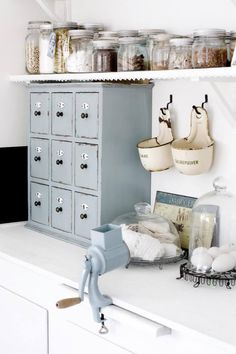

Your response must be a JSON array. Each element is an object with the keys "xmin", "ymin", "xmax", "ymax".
[
  {"xmin": 56, "ymin": 159, "xmax": 63, "ymax": 165},
  {"xmin": 34, "ymin": 201, "xmax": 41, "ymax": 207},
  {"xmin": 81, "ymin": 113, "xmax": 88, "ymax": 119},
  {"xmin": 34, "ymin": 111, "xmax": 41, "ymax": 116},
  {"xmin": 80, "ymin": 213, "xmax": 87, "ymax": 219},
  {"xmin": 80, "ymin": 163, "xmax": 88, "ymax": 169},
  {"xmin": 56, "ymin": 207, "xmax": 63, "ymax": 213},
  {"xmin": 56, "ymin": 111, "xmax": 64, "ymax": 117},
  {"xmin": 34, "ymin": 156, "xmax": 41, "ymax": 162}
]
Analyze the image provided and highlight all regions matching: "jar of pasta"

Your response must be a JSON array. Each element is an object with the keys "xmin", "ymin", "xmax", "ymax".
[{"xmin": 54, "ymin": 22, "xmax": 78, "ymax": 73}]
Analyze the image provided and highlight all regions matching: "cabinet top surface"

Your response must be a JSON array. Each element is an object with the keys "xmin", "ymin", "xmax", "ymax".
[{"xmin": 0, "ymin": 223, "xmax": 235, "ymax": 351}]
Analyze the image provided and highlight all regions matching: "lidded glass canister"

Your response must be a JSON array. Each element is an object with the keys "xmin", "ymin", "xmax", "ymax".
[
  {"xmin": 230, "ymin": 31, "xmax": 236, "ymax": 64},
  {"xmin": 139, "ymin": 29, "xmax": 166, "ymax": 69},
  {"xmin": 192, "ymin": 29, "xmax": 227, "ymax": 68},
  {"xmin": 66, "ymin": 30, "xmax": 94, "ymax": 72},
  {"xmin": 189, "ymin": 177, "xmax": 236, "ymax": 273},
  {"xmin": 39, "ymin": 23, "xmax": 55, "ymax": 74},
  {"xmin": 92, "ymin": 40, "xmax": 118, "ymax": 72},
  {"xmin": 25, "ymin": 21, "xmax": 51, "ymax": 74},
  {"xmin": 168, "ymin": 37, "xmax": 193, "ymax": 69},
  {"xmin": 54, "ymin": 22, "xmax": 78, "ymax": 73},
  {"xmin": 118, "ymin": 30, "xmax": 139, "ymax": 38},
  {"xmin": 151, "ymin": 34, "xmax": 170, "ymax": 70},
  {"xmin": 98, "ymin": 31, "xmax": 119, "ymax": 40},
  {"xmin": 118, "ymin": 37, "xmax": 148, "ymax": 71},
  {"xmin": 82, "ymin": 23, "xmax": 104, "ymax": 39}
]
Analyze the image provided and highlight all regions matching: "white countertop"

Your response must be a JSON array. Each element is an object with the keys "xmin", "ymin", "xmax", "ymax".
[{"xmin": 0, "ymin": 223, "xmax": 235, "ymax": 351}]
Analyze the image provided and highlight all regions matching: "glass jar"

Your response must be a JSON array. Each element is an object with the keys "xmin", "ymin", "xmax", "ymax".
[
  {"xmin": 66, "ymin": 30, "xmax": 93, "ymax": 72},
  {"xmin": 118, "ymin": 30, "xmax": 139, "ymax": 38},
  {"xmin": 230, "ymin": 31, "xmax": 236, "ymax": 65},
  {"xmin": 192, "ymin": 29, "xmax": 227, "ymax": 68},
  {"xmin": 118, "ymin": 37, "xmax": 148, "ymax": 71},
  {"xmin": 92, "ymin": 40, "xmax": 118, "ymax": 72},
  {"xmin": 82, "ymin": 23, "xmax": 104, "ymax": 39},
  {"xmin": 39, "ymin": 23, "xmax": 55, "ymax": 74},
  {"xmin": 25, "ymin": 21, "xmax": 51, "ymax": 74},
  {"xmin": 54, "ymin": 22, "xmax": 78, "ymax": 73},
  {"xmin": 189, "ymin": 177, "xmax": 236, "ymax": 273},
  {"xmin": 151, "ymin": 34, "xmax": 170, "ymax": 70},
  {"xmin": 139, "ymin": 29, "xmax": 166, "ymax": 70},
  {"xmin": 98, "ymin": 31, "xmax": 118, "ymax": 40},
  {"xmin": 168, "ymin": 37, "xmax": 193, "ymax": 69}
]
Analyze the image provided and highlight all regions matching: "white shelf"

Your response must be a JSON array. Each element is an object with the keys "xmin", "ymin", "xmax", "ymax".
[{"xmin": 9, "ymin": 67, "xmax": 236, "ymax": 84}]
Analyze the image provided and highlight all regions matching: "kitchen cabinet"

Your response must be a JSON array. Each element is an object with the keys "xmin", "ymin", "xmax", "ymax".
[{"xmin": 27, "ymin": 83, "xmax": 152, "ymax": 246}]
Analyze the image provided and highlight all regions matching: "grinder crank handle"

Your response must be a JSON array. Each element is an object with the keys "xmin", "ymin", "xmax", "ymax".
[{"xmin": 56, "ymin": 297, "xmax": 81, "ymax": 309}]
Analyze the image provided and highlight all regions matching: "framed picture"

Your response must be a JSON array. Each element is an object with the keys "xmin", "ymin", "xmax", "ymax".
[{"xmin": 154, "ymin": 191, "xmax": 197, "ymax": 249}]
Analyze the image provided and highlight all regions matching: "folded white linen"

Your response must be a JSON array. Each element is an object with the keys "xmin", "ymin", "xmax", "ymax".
[
  {"xmin": 162, "ymin": 243, "xmax": 182, "ymax": 257},
  {"xmin": 140, "ymin": 220, "xmax": 170, "ymax": 234}
]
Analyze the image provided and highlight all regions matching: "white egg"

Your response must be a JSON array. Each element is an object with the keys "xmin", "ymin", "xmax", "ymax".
[
  {"xmin": 207, "ymin": 247, "xmax": 221, "ymax": 259},
  {"xmin": 212, "ymin": 254, "xmax": 235, "ymax": 272},
  {"xmin": 219, "ymin": 244, "xmax": 234, "ymax": 254},
  {"xmin": 192, "ymin": 247, "xmax": 208, "ymax": 257},
  {"xmin": 191, "ymin": 253, "xmax": 213, "ymax": 272}
]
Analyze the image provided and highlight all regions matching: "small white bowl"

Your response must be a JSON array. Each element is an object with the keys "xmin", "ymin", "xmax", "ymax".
[{"xmin": 137, "ymin": 138, "xmax": 173, "ymax": 172}]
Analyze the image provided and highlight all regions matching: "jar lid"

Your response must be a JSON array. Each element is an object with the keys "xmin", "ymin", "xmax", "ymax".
[
  {"xmin": 54, "ymin": 22, "xmax": 78, "ymax": 29},
  {"xmin": 98, "ymin": 31, "xmax": 119, "ymax": 38},
  {"xmin": 68, "ymin": 29, "xmax": 94, "ymax": 39},
  {"xmin": 152, "ymin": 33, "xmax": 171, "ymax": 42},
  {"xmin": 93, "ymin": 39, "xmax": 118, "ymax": 49},
  {"xmin": 28, "ymin": 21, "xmax": 51, "ymax": 30},
  {"xmin": 40, "ymin": 23, "xmax": 53, "ymax": 30},
  {"xmin": 170, "ymin": 37, "xmax": 193, "ymax": 46},
  {"xmin": 193, "ymin": 28, "xmax": 226, "ymax": 38},
  {"xmin": 119, "ymin": 36, "xmax": 146, "ymax": 45},
  {"xmin": 82, "ymin": 23, "xmax": 104, "ymax": 31},
  {"xmin": 230, "ymin": 30, "xmax": 236, "ymax": 38},
  {"xmin": 138, "ymin": 29, "xmax": 166, "ymax": 36},
  {"xmin": 118, "ymin": 29, "xmax": 139, "ymax": 37}
]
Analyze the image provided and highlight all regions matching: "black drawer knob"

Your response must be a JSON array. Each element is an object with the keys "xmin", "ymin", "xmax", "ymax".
[
  {"xmin": 56, "ymin": 207, "xmax": 63, "ymax": 213},
  {"xmin": 56, "ymin": 111, "xmax": 64, "ymax": 117},
  {"xmin": 34, "ymin": 201, "xmax": 41, "ymax": 207},
  {"xmin": 81, "ymin": 113, "xmax": 88, "ymax": 119},
  {"xmin": 34, "ymin": 111, "xmax": 41, "ymax": 116},
  {"xmin": 56, "ymin": 159, "xmax": 63, "ymax": 165},
  {"xmin": 80, "ymin": 213, "xmax": 87, "ymax": 219},
  {"xmin": 80, "ymin": 163, "xmax": 88, "ymax": 169},
  {"xmin": 34, "ymin": 156, "xmax": 41, "ymax": 162}
]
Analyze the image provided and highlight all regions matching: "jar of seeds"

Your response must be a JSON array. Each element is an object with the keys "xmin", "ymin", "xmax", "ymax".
[
  {"xmin": 118, "ymin": 37, "xmax": 148, "ymax": 71},
  {"xmin": 54, "ymin": 22, "xmax": 78, "ymax": 73},
  {"xmin": 92, "ymin": 40, "xmax": 118, "ymax": 72},
  {"xmin": 192, "ymin": 29, "xmax": 227, "ymax": 68},
  {"xmin": 168, "ymin": 37, "xmax": 193, "ymax": 69},
  {"xmin": 25, "ymin": 21, "xmax": 51, "ymax": 74},
  {"xmin": 66, "ymin": 30, "xmax": 94, "ymax": 72}
]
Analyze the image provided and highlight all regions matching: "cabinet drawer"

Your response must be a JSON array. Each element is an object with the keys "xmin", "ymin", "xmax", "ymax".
[
  {"xmin": 30, "ymin": 93, "xmax": 50, "ymax": 134},
  {"xmin": 75, "ymin": 193, "xmax": 98, "ymax": 239},
  {"xmin": 51, "ymin": 187, "xmax": 72, "ymax": 233},
  {"xmin": 52, "ymin": 140, "xmax": 72, "ymax": 185},
  {"xmin": 31, "ymin": 182, "xmax": 49, "ymax": 225},
  {"xmin": 30, "ymin": 138, "xmax": 49, "ymax": 180},
  {"xmin": 75, "ymin": 143, "xmax": 98, "ymax": 190},
  {"xmin": 75, "ymin": 93, "xmax": 99, "ymax": 138},
  {"xmin": 52, "ymin": 93, "xmax": 73, "ymax": 136}
]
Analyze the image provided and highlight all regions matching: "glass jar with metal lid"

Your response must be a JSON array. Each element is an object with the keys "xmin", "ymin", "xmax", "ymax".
[
  {"xmin": 168, "ymin": 37, "xmax": 193, "ymax": 70},
  {"xmin": 82, "ymin": 24, "xmax": 104, "ymax": 39},
  {"xmin": 192, "ymin": 29, "xmax": 227, "ymax": 68},
  {"xmin": 25, "ymin": 21, "xmax": 51, "ymax": 74},
  {"xmin": 118, "ymin": 37, "xmax": 148, "ymax": 71},
  {"xmin": 66, "ymin": 30, "xmax": 93, "ymax": 72},
  {"xmin": 118, "ymin": 30, "xmax": 139, "ymax": 38},
  {"xmin": 139, "ymin": 29, "xmax": 166, "ymax": 69},
  {"xmin": 98, "ymin": 31, "xmax": 118, "ymax": 40},
  {"xmin": 54, "ymin": 22, "xmax": 78, "ymax": 73},
  {"xmin": 92, "ymin": 40, "xmax": 118, "ymax": 72},
  {"xmin": 230, "ymin": 31, "xmax": 236, "ymax": 65},
  {"xmin": 151, "ymin": 34, "xmax": 170, "ymax": 70},
  {"xmin": 39, "ymin": 23, "xmax": 55, "ymax": 74}
]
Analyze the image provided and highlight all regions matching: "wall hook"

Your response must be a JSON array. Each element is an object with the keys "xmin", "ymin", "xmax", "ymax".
[
  {"xmin": 192, "ymin": 105, "xmax": 201, "ymax": 115},
  {"xmin": 202, "ymin": 94, "xmax": 208, "ymax": 108},
  {"xmin": 166, "ymin": 94, "xmax": 173, "ymax": 110}
]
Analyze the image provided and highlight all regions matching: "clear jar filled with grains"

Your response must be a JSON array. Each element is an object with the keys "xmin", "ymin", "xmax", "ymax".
[
  {"xmin": 139, "ymin": 29, "xmax": 166, "ymax": 70},
  {"xmin": 66, "ymin": 30, "xmax": 93, "ymax": 72},
  {"xmin": 92, "ymin": 40, "xmax": 118, "ymax": 72},
  {"xmin": 192, "ymin": 29, "xmax": 227, "ymax": 68},
  {"xmin": 39, "ymin": 23, "xmax": 55, "ymax": 74},
  {"xmin": 168, "ymin": 37, "xmax": 193, "ymax": 69},
  {"xmin": 25, "ymin": 21, "xmax": 51, "ymax": 74},
  {"xmin": 54, "ymin": 22, "xmax": 78, "ymax": 73},
  {"xmin": 118, "ymin": 37, "xmax": 148, "ymax": 71},
  {"xmin": 151, "ymin": 34, "xmax": 170, "ymax": 70}
]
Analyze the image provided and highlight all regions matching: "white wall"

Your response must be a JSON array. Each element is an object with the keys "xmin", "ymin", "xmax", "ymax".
[
  {"xmin": 0, "ymin": 0, "xmax": 47, "ymax": 147},
  {"xmin": 71, "ymin": 0, "xmax": 236, "ymax": 199}
]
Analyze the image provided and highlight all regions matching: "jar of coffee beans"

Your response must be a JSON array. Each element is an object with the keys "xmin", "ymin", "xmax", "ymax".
[
  {"xmin": 92, "ymin": 40, "xmax": 118, "ymax": 72},
  {"xmin": 118, "ymin": 37, "xmax": 148, "ymax": 71},
  {"xmin": 25, "ymin": 21, "xmax": 51, "ymax": 74}
]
